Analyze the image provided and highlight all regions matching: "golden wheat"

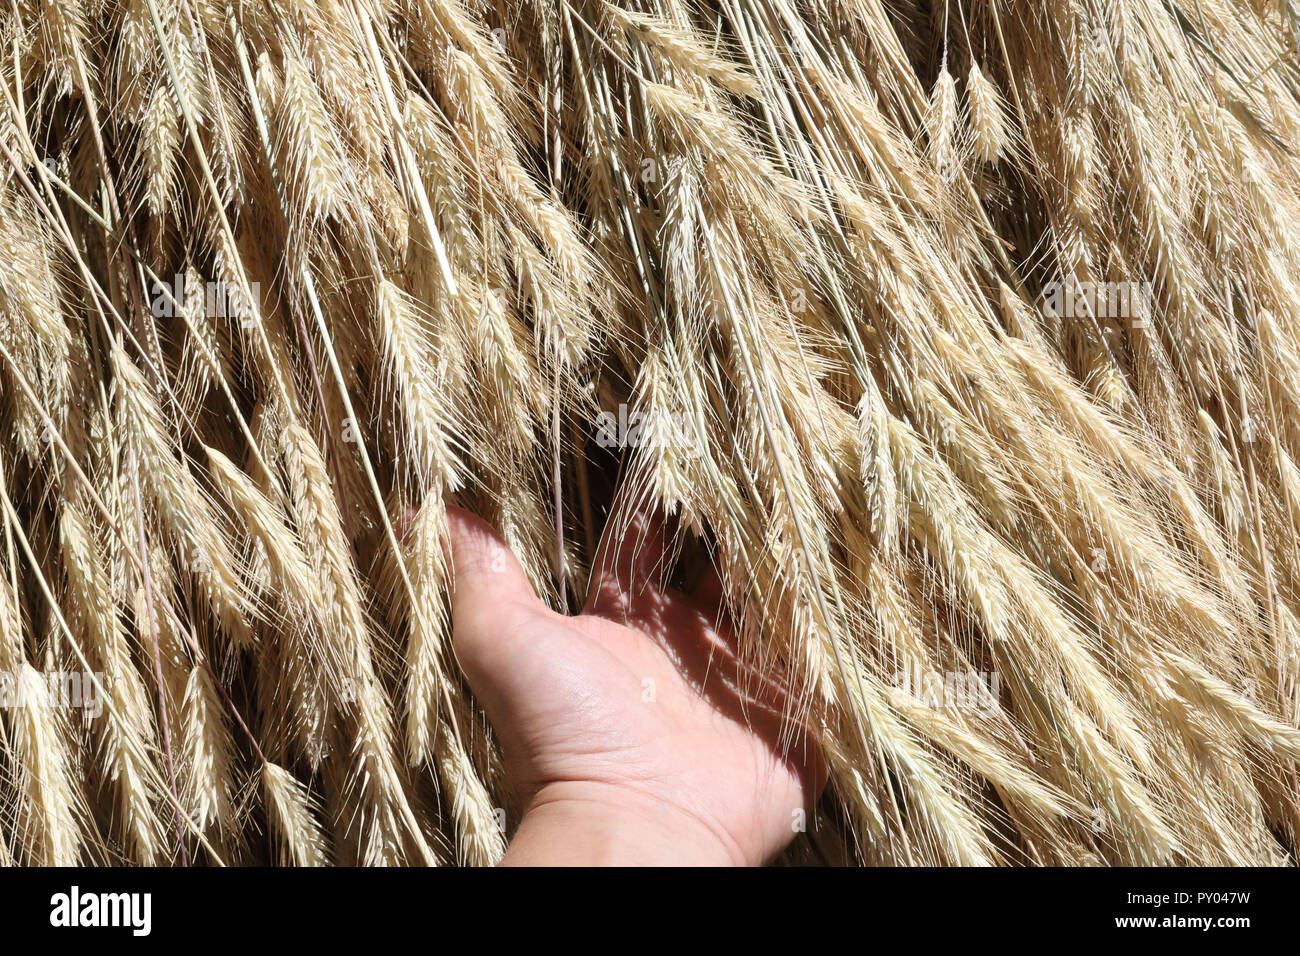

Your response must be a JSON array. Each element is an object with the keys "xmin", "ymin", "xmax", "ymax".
[{"xmin": 0, "ymin": 0, "xmax": 1298, "ymax": 866}]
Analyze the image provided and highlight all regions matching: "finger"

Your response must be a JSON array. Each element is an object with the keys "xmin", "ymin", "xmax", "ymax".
[
  {"xmin": 583, "ymin": 506, "xmax": 669, "ymax": 620},
  {"xmin": 393, "ymin": 504, "xmax": 420, "ymax": 542},
  {"xmin": 444, "ymin": 505, "xmax": 544, "ymax": 655}
]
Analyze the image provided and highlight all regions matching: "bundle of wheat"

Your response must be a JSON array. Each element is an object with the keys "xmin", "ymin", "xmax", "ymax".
[{"xmin": 0, "ymin": 0, "xmax": 1298, "ymax": 866}]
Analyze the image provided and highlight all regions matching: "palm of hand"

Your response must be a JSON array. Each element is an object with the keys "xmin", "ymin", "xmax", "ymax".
[{"xmin": 445, "ymin": 507, "xmax": 823, "ymax": 866}]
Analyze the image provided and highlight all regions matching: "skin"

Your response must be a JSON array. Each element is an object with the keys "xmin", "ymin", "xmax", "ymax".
[{"xmin": 443, "ymin": 504, "xmax": 826, "ymax": 866}]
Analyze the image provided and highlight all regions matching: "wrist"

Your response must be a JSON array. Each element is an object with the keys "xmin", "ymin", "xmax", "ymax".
[{"xmin": 500, "ymin": 781, "xmax": 748, "ymax": 866}]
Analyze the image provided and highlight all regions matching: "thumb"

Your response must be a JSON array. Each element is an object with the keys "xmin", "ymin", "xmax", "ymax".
[{"xmin": 444, "ymin": 505, "xmax": 546, "ymax": 663}]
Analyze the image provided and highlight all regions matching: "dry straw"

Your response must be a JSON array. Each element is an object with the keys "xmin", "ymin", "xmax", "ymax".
[{"xmin": 0, "ymin": 0, "xmax": 1298, "ymax": 866}]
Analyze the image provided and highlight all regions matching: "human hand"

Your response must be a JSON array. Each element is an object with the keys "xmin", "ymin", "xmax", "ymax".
[{"xmin": 444, "ymin": 505, "xmax": 826, "ymax": 866}]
